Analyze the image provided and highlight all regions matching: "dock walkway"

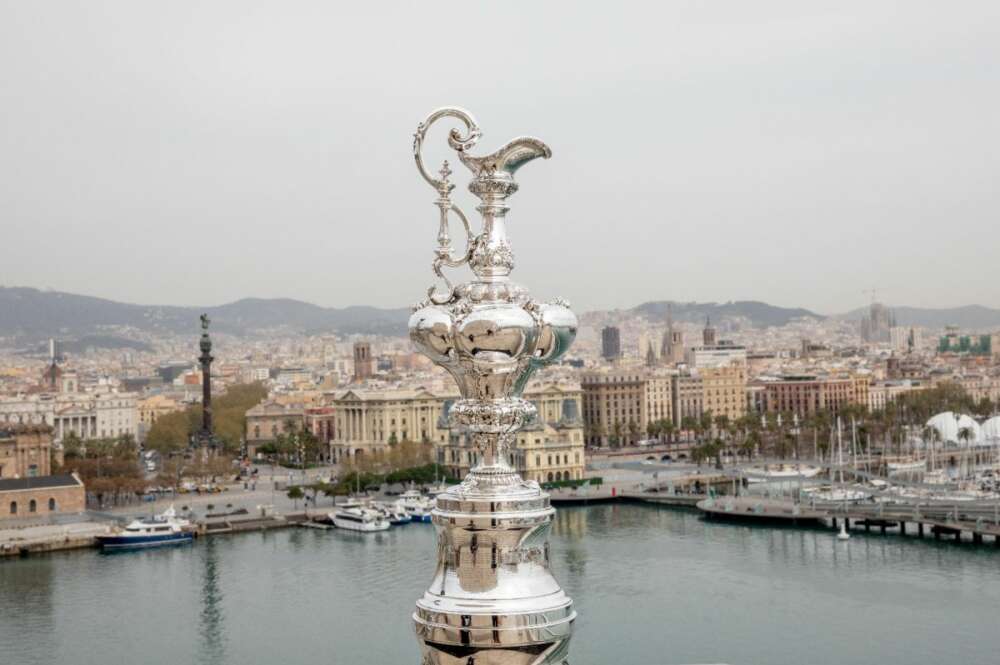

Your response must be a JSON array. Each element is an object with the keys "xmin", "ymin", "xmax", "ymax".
[{"xmin": 694, "ymin": 496, "xmax": 1000, "ymax": 545}]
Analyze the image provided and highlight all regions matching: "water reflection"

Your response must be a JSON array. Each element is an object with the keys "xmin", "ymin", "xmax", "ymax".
[{"xmin": 198, "ymin": 537, "xmax": 226, "ymax": 665}]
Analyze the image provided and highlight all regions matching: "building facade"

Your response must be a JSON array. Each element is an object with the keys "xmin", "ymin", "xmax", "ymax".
[
  {"xmin": 699, "ymin": 364, "xmax": 748, "ymax": 422},
  {"xmin": 245, "ymin": 400, "xmax": 306, "ymax": 457},
  {"xmin": 440, "ymin": 384, "xmax": 585, "ymax": 483},
  {"xmin": 0, "ymin": 392, "xmax": 138, "ymax": 443},
  {"xmin": 601, "ymin": 327, "xmax": 622, "ymax": 361},
  {"xmin": 758, "ymin": 375, "xmax": 870, "ymax": 416},
  {"xmin": 329, "ymin": 387, "xmax": 450, "ymax": 463},
  {"xmin": 868, "ymin": 379, "xmax": 928, "ymax": 411},
  {"xmin": 0, "ymin": 428, "xmax": 52, "ymax": 479},
  {"xmin": 671, "ymin": 372, "xmax": 704, "ymax": 425},
  {"xmin": 353, "ymin": 342, "xmax": 374, "ymax": 381},
  {"xmin": 582, "ymin": 369, "xmax": 673, "ymax": 447},
  {"xmin": 1, "ymin": 473, "xmax": 86, "ymax": 522}
]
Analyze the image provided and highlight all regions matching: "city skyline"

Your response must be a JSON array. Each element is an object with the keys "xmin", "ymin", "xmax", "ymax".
[{"xmin": 2, "ymin": 2, "xmax": 999, "ymax": 314}]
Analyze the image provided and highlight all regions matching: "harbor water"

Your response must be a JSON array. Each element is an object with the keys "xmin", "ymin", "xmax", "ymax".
[{"xmin": 3, "ymin": 503, "xmax": 999, "ymax": 665}]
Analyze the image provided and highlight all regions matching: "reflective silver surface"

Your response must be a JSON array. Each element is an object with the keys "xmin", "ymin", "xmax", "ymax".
[{"xmin": 409, "ymin": 107, "xmax": 577, "ymax": 665}]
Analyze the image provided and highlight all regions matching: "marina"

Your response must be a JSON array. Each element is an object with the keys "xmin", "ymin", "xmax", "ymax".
[{"xmin": 3, "ymin": 503, "xmax": 999, "ymax": 665}]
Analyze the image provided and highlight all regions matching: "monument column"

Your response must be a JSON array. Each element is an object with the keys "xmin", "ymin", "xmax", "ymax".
[{"xmin": 193, "ymin": 314, "xmax": 219, "ymax": 453}]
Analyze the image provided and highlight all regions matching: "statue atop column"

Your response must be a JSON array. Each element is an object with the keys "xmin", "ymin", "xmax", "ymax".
[{"xmin": 192, "ymin": 313, "xmax": 219, "ymax": 453}]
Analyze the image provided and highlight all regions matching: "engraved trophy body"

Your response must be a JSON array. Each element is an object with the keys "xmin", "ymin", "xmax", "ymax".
[{"xmin": 409, "ymin": 108, "xmax": 577, "ymax": 665}]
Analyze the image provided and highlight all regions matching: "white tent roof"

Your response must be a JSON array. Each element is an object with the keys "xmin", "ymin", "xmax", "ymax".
[
  {"xmin": 926, "ymin": 412, "xmax": 981, "ymax": 445},
  {"xmin": 981, "ymin": 416, "xmax": 1000, "ymax": 440}
]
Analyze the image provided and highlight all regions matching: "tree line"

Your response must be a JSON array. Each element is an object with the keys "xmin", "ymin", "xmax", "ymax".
[{"xmin": 145, "ymin": 382, "xmax": 267, "ymax": 454}]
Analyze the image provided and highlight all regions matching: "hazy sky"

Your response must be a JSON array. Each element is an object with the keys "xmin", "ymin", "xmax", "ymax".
[{"xmin": 1, "ymin": 2, "xmax": 998, "ymax": 315}]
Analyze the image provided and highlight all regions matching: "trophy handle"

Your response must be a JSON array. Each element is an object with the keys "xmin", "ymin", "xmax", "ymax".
[{"xmin": 413, "ymin": 108, "xmax": 482, "ymax": 304}]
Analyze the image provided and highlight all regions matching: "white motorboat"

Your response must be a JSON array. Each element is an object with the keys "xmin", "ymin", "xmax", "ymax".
[
  {"xmin": 399, "ymin": 489, "xmax": 434, "ymax": 523},
  {"xmin": 329, "ymin": 506, "xmax": 390, "ymax": 532},
  {"xmin": 375, "ymin": 500, "xmax": 412, "ymax": 526}
]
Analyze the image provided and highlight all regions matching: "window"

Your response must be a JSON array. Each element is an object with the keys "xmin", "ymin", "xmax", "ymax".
[
  {"xmin": 9, "ymin": 501, "xmax": 15, "ymax": 515},
  {"xmin": 48, "ymin": 498, "xmax": 56, "ymax": 511},
  {"xmin": 29, "ymin": 499, "xmax": 36, "ymax": 513}
]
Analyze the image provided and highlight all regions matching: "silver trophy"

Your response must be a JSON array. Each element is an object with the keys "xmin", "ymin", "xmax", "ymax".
[{"xmin": 409, "ymin": 107, "xmax": 577, "ymax": 665}]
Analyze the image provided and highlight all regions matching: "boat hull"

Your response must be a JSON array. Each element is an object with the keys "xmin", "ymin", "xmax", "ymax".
[
  {"xmin": 332, "ymin": 517, "xmax": 390, "ymax": 532},
  {"xmin": 97, "ymin": 532, "xmax": 194, "ymax": 550}
]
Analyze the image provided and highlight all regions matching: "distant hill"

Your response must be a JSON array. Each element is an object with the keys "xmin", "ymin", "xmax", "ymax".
[
  {"xmin": 839, "ymin": 305, "xmax": 1000, "ymax": 329},
  {"xmin": 0, "ymin": 287, "xmax": 410, "ymax": 342},
  {"xmin": 630, "ymin": 300, "xmax": 823, "ymax": 328}
]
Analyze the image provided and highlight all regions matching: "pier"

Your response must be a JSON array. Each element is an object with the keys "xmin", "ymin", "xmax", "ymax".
[{"xmin": 694, "ymin": 496, "xmax": 1000, "ymax": 545}]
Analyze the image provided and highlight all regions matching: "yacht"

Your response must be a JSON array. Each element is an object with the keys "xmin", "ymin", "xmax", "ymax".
[
  {"xmin": 96, "ymin": 506, "xmax": 194, "ymax": 550},
  {"xmin": 376, "ymin": 500, "xmax": 412, "ymax": 526},
  {"xmin": 330, "ymin": 506, "xmax": 390, "ymax": 532},
  {"xmin": 802, "ymin": 485, "xmax": 871, "ymax": 503},
  {"xmin": 399, "ymin": 490, "xmax": 434, "ymax": 523},
  {"xmin": 744, "ymin": 464, "xmax": 822, "ymax": 484}
]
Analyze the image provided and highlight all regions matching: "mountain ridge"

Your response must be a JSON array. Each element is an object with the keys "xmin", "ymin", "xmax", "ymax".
[
  {"xmin": 3, "ymin": 287, "xmax": 998, "ymax": 346},
  {"xmin": 0, "ymin": 287, "xmax": 411, "ymax": 341},
  {"xmin": 837, "ymin": 304, "xmax": 1000, "ymax": 329}
]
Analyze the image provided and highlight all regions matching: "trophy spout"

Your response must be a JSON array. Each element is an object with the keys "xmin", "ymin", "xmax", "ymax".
[{"xmin": 458, "ymin": 136, "xmax": 552, "ymax": 178}]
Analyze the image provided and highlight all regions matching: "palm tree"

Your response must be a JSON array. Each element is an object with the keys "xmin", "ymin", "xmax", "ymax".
[
  {"xmin": 611, "ymin": 421, "xmax": 623, "ymax": 449},
  {"xmin": 627, "ymin": 419, "xmax": 640, "ymax": 447},
  {"xmin": 646, "ymin": 421, "xmax": 660, "ymax": 442},
  {"xmin": 659, "ymin": 418, "xmax": 675, "ymax": 444},
  {"xmin": 680, "ymin": 416, "xmax": 699, "ymax": 443}
]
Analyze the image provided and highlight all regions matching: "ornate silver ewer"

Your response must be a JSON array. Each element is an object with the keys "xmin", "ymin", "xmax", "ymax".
[{"xmin": 409, "ymin": 107, "xmax": 578, "ymax": 665}]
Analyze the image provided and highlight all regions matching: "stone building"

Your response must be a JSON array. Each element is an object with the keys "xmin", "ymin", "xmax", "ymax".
[
  {"xmin": 440, "ymin": 384, "xmax": 586, "ymax": 483},
  {"xmin": 1, "ymin": 473, "xmax": 86, "ymax": 522},
  {"xmin": 699, "ymin": 364, "xmax": 748, "ymax": 422},
  {"xmin": 757, "ymin": 375, "xmax": 870, "ymax": 416},
  {"xmin": 868, "ymin": 379, "xmax": 928, "ymax": 411},
  {"xmin": 245, "ymin": 400, "xmax": 306, "ymax": 457},
  {"xmin": 329, "ymin": 387, "xmax": 450, "ymax": 463},
  {"xmin": 0, "ymin": 392, "xmax": 138, "ymax": 443},
  {"xmin": 671, "ymin": 372, "xmax": 704, "ymax": 424},
  {"xmin": 353, "ymin": 342, "xmax": 374, "ymax": 382},
  {"xmin": 660, "ymin": 306, "xmax": 685, "ymax": 366},
  {"xmin": 581, "ymin": 369, "xmax": 673, "ymax": 447},
  {"xmin": 0, "ymin": 428, "xmax": 52, "ymax": 479}
]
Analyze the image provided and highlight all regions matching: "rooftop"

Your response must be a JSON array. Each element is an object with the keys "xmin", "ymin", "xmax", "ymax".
[{"xmin": 0, "ymin": 474, "xmax": 81, "ymax": 492}]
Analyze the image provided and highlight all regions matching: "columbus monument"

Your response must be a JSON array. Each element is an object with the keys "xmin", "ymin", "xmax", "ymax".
[
  {"xmin": 408, "ymin": 107, "xmax": 577, "ymax": 664},
  {"xmin": 192, "ymin": 313, "xmax": 219, "ymax": 453}
]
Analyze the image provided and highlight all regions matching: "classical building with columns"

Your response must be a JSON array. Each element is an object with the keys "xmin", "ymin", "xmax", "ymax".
[
  {"xmin": 0, "ymin": 392, "xmax": 138, "ymax": 442},
  {"xmin": 325, "ymin": 383, "xmax": 586, "ymax": 478},
  {"xmin": 329, "ymin": 387, "xmax": 450, "ymax": 463}
]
